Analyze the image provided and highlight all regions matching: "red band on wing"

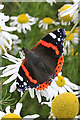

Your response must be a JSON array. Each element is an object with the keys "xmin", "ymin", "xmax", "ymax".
[
  {"xmin": 55, "ymin": 56, "xmax": 64, "ymax": 76},
  {"xmin": 36, "ymin": 81, "xmax": 51, "ymax": 90},
  {"xmin": 33, "ymin": 40, "xmax": 59, "ymax": 55},
  {"xmin": 21, "ymin": 64, "xmax": 37, "ymax": 84}
]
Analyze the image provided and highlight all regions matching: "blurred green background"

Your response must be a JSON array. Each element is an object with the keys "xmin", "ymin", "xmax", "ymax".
[{"xmin": 1, "ymin": 2, "xmax": 80, "ymax": 119}]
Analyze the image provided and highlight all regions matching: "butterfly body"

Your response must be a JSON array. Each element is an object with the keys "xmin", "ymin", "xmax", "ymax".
[{"xmin": 17, "ymin": 29, "xmax": 66, "ymax": 92}]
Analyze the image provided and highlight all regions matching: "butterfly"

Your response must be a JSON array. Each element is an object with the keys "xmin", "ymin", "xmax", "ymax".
[{"xmin": 17, "ymin": 29, "xmax": 66, "ymax": 93}]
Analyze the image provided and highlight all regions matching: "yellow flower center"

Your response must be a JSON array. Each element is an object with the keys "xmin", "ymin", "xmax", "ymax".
[
  {"xmin": 59, "ymin": 5, "xmax": 73, "ymax": 22},
  {"xmin": 55, "ymin": 76, "xmax": 65, "ymax": 87},
  {"xmin": 51, "ymin": 92, "xmax": 79, "ymax": 119},
  {"xmin": 17, "ymin": 14, "xmax": 29, "ymax": 23},
  {"xmin": 0, "ymin": 26, "xmax": 2, "ymax": 32},
  {"xmin": 66, "ymin": 31, "xmax": 73, "ymax": 41},
  {"xmin": 2, "ymin": 113, "xmax": 22, "ymax": 120},
  {"xmin": 43, "ymin": 17, "xmax": 53, "ymax": 24}
]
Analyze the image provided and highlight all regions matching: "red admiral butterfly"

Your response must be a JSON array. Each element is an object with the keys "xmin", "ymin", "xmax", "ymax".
[{"xmin": 17, "ymin": 29, "xmax": 66, "ymax": 93}]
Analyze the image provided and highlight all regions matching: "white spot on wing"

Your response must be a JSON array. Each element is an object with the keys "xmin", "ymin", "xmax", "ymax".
[
  {"xmin": 57, "ymin": 29, "xmax": 60, "ymax": 32},
  {"xmin": 49, "ymin": 33, "xmax": 56, "ymax": 39},
  {"xmin": 24, "ymin": 82, "xmax": 27, "ymax": 85},
  {"xmin": 58, "ymin": 38, "xmax": 60, "ymax": 42}
]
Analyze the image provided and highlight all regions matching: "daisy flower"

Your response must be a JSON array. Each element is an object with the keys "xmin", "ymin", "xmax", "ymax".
[
  {"xmin": 63, "ymin": 41, "xmax": 73, "ymax": 56},
  {"xmin": 0, "ymin": 102, "xmax": 39, "ymax": 119},
  {"xmin": 0, "ymin": 21, "xmax": 20, "ymax": 55},
  {"xmin": 0, "ymin": 4, "xmax": 4, "ymax": 10},
  {"xmin": 42, "ymin": 92, "xmax": 80, "ymax": 119},
  {"xmin": 0, "ymin": 52, "xmax": 59, "ymax": 103},
  {"xmin": 38, "ymin": 17, "xmax": 59, "ymax": 30},
  {"xmin": 0, "ymin": 12, "xmax": 9, "ymax": 22},
  {"xmin": 49, "ymin": 73, "xmax": 80, "ymax": 96},
  {"xmin": 0, "ymin": 4, "xmax": 9, "ymax": 22},
  {"xmin": 10, "ymin": 13, "xmax": 38, "ymax": 34},
  {"xmin": 66, "ymin": 31, "xmax": 79, "ymax": 45},
  {"xmin": 63, "ymin": 29, "xmax": 79, "ymax": 55},
  {"xmin": 59, "ymin": 2, "xmax": 79, "ymax": 24},
  {"xmin": 46, "ymin": 0, "xmax": 56, "ymax": 6}
]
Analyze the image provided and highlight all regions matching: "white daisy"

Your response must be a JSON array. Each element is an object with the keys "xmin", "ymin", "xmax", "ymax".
[
  {"xmin": 38, "ymin": 17, "xmax": 59, "ymax": 30},
  {"xmin": 0, "ymin": 102, "xmax": 39, "ymax": 119},
  {"xmin": 0, "ymin": 20, "xmax": 20, "ymax": 55},
  {"xmin": 10, "ymin": 13, "xmax": 38, "ymax": 34},
  {"xmin": 63, "ymin": 41, "xmax": 73, "ymax": 56},
  {"xmin": 65, "ymin": 30, "xmax": 79, "ymax": 45},
  {"xmin": 0, "ymin": 12, "xmax": 9, "ymax": 22},
  {"xmin": 0, "ymin": 4, "xmax": 4, "ymax": 10},
  {"xmin": 50, "ymin": 73, "xmax": 80, "ymax": 96},
  {"xmin": 59, "ymin": 2, "xmax": 79, "ymax": 24},
  {"xmin": 10, "ymin": 38, "xmax": 22, "ymax": 55},
  {"xmin": 46, "ymin": 0, "xmax": 56, "ymax": 6},
  {"xmin": 63, "ymin": 28, "xmax": 79, "ymax": 56}
]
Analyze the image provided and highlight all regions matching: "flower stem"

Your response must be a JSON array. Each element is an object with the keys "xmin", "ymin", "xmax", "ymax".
[
  {"xmin": 15, "ymin": 0, "xmax": 21, "ymax": 8},
  {"xmin": 65, "ymin": 20, "xmax": 79, "ymax": 40},
  {"xmin": 19, "ymin": 91, "xmax": 28, "ymax": 103}
]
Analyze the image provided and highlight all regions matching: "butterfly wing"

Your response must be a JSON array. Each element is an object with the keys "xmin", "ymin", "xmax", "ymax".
[
  {"xmin": 17, "ymin": 29, "xmax": 66, "ymax": 92},
  {"xmin": 32, "ymin": 28, "xmax": 66, "ymax": 76}
]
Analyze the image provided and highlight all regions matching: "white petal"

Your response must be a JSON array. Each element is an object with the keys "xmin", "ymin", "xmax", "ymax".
[
  {"xmin": 2, "ymin": 64, "xmax": 19, "ymax": 74},
  {"xmin": 77, "ymin": 95, "xmax": 80, "ymax": 98},
  {"xmin": 0, "ymin": 111, "xmax": 6, "ymax": 118},
  {"xmin": 41, "ymin": 101, "xmax": 51, "ymax": 107},
  {"xmin": 3, "ymin": 73, "xmax": 17, "ymax": 85},
  {"xmin": 2, "ymin": 26, "xmax": 17, "ymax": 32},
  {"xmin": 29, "ymin": 88, "xmax": 34, "ymax": 98},
  {"xmin": 17, "ymin": 23, "xmax": 22, "ymax": 33},
  {"xmin": 64, "ymin": 85, "xmax": 73, "ymax": 92},
  {"xmin": 2, "ymin": 31, "xmax": 12, "ymax": 46},
  {"xmin": 38, "ymin": 22, "xmax": 43, "ymax": 28},
  {"xmin": 10, "ymin": 16, "xmax": 17, "ymax": 20},
  {"xmin": 65, "ymin": 77, "xmax": 80, "ymax": 90},
  {"xmin": 45, "ymin": 24, "xmax": 48, "ymax": 30},
  {"xmin": 73, "ymin": 91, "xmax": 80, "ymax": 95},
  {"xmin": 0, "ymin": 4, "xmax": 4, "ymax": 9},
  {"xmin": 75, "ymin": 115, "xmax": 80, "ymax": 119},
  {"xmin": 21, "ymin": 91, "xmax": 24, "ymax": 97},
  {"xmin": 0, "ymin": 68, "xmax": 18, "ymax": 77},
  {"xmin": 14, "ymin": 103, "xmax": 22, "ymax": 115},
  {"xmin": 3, "ymin": 52, "xmax": 22, "ymax": 63},
  {"xmin": 25, "ymin": 23, "xmax": 31, "ymax": 31},
  {"xmin": 50, "ymin": 80, "xmax": 59, "ymax": 91},
  {"xmin": 46, "ymin": 86, "xmax": 58, "ymax": 100},
  {"xmin": 23, "ymin": 114, "xmax": 40, "ymax": 119},
  {"xmin": 22, "ymin": 24, "xmax": 27, "ymax": 34},
  {"xmin": 59, "ymin": 87, "xmax": 65, "ymax": 94},
  {"xmin": 10, "ymin": 81, "xmax": 17, "ymax": 93},
  {"xmin": 61, "ymin": 87, "xmax": 67, "ymax": 92},
  {"xmin": 10, "ymin": 20, "xmax": 18, "ymax": 26},
  {"xmin": 41, "ymin": 89, "xmax": 49, "ymax": 98},
  {"xmin": 35, "ymin": 90, "xmax": 41, "ymax": 103},
  {"xmin": 0, "ymin": 67, "xmax": 5, "ymax": 70},
  {"xmin": 5, "ymin": 106, "xmax": 10, "ymax": 113}
]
